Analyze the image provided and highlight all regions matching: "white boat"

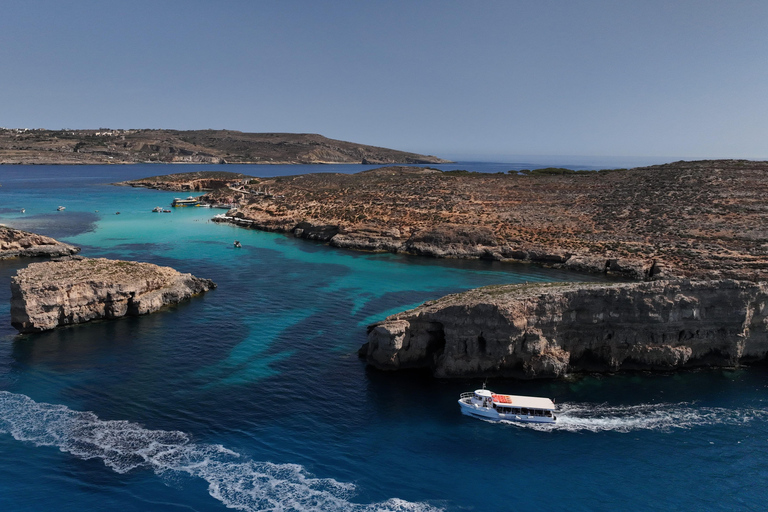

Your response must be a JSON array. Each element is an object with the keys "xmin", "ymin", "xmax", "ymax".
[
  {"xmin": 152, "ymin": 206, "xmax": 163, "ymax": 212},
  {"xmin": 458, "ymin": 388, "xmax": 556, "ymax": 423},
  {"xmin": 57, "ymin": 206, "xmax": 65, "ymax": 211}
]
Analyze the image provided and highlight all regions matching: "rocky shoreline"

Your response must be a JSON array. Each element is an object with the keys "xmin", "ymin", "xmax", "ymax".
[
  {"xmin": 0, "ymin": 226, "xmax": 80, "ymax": 260},
  {"xmin": 212, "ymin": 214, "xmax": 658, "ymax": 280},
  {"xmin": 206, "ymin": 160, "xmax": 768, "ymax": 282},
  {"xmin": 361, "ymin": 279, "xmax": 768, "ymax": 378},
  {"xmin": 10, "ymin": 258, "xmax": 216, "ymax": 333}
]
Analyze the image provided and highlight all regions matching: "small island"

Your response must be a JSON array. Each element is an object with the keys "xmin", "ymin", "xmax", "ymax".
[
  {"xmin": 0, "ymin": 226, "xmax": 80, "ymax": 260},
  {"xmin": 11, "ymin": 258, "xmax": 216, "ymax": 333}
]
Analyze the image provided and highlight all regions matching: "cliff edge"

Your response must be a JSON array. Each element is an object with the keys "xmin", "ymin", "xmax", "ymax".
[
  {"xmin": 361, "ymin": 280, "xmax": 768, "ymax": 378},
  {"xmin": 10, "ymin": 258, "xmax": 216, "ymax": 333}
]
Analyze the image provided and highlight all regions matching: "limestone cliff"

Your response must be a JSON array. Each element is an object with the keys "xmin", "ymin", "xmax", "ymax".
[
  {"xmin": 0, "ymin": 226, "xmax": 80, "ymax": 260},
  {"xmin": 361, "ymin": 279, "xmax": 768, "ymax": 378},
  {"xmin": 10, "ymin": 258, "xmax": 215, "ymax": 333}
]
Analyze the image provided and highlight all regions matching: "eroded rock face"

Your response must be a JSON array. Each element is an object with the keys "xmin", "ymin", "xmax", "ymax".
[
  {"xmin": 10, "ymin": 258, "xmax": 216, "ymax": 333},
  {"xmin": 0, "ymin": 226, "xmax": 80, "ymax": 260},
  {"xmin": 361, "ymin": 279, "xmax": 768, "ymax": 378}
]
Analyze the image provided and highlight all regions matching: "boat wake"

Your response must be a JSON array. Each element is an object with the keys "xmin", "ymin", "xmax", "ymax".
[
  {"xmin": 0, "ymin": 391, "xmax": 440, "ymax": 512},
  {"xmin": 504, "ymin": 402, "xmax": 768, "ymax": 433}
]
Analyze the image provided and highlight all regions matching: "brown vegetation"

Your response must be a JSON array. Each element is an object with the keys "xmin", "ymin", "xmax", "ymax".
[
  {"xmin": 0, "ymin": 128, "xmax": 449, "ymax": 165},
  {"xmin": 208, "ymin": 160, "xmax": 768, "ymax": 281}
]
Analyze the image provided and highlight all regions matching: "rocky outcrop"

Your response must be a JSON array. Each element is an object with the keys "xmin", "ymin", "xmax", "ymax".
[
  {"xmin": 115, "ymin": 171, "xmax": 255, "ymax": 192},
  {"xmin": 360, "ymin": 279, "xmax": 768, "ymax": 378},
  {"xmin": 10, "ymin": 258, "xmax": 215, "ymax": 333},
  {"xmin": 0, "ymin": 226, "xmax": 80, "ymax": 260}
]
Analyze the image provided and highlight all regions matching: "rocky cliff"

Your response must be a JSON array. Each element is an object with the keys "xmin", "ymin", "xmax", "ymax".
[
  {"xmin": 0, "ymin": 226, "xmax": 80, "ymax": 260},
  {"xmin": 361, "ymin": 279, "xmax": 768, "ymax": 378},
  {"xmin": 10, "ymin": 258, "xmax": 215, "ymax": 333}
]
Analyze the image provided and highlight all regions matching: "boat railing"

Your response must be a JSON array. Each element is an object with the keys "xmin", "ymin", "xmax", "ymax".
[{"xmin": 460, "ymin": 392, "xmax": 474, "ymax": 400}]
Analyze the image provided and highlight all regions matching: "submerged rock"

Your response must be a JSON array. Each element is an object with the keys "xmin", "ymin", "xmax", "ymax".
[
  {"xmin": 361, "ymin": 279, "xmax": 768, "ymax": 378},
  {"xmin": 0, "ymin": 226, "xmax": 80, "ymax": 260},
  {"xmin": 10, "ymin": 258, "xmax": 216, "ymax": 333}
]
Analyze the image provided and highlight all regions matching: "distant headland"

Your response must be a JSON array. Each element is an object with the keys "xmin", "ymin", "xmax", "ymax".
[{"xmin": 0, "ymin": 128, "xmax": 450, "ymax": 165}]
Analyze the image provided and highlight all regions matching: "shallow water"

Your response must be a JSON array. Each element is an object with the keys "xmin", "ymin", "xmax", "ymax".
[{"xmin": 0, "ymin": 164, "xmax": 766, "ymax": 511}]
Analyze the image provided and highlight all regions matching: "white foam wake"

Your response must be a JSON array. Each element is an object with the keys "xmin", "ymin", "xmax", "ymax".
[
  {"xmin": 0, "ymin": 391, "xmax": 440, "ymax": 512},
  {"xmin": 507, "ymin": 401, "xmax": 768, "ymax": 433}
]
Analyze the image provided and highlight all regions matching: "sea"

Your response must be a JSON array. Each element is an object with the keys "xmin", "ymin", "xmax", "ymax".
[{"xmin": 0, "ymin": 163, "xmax": 766, "ymax": 512}]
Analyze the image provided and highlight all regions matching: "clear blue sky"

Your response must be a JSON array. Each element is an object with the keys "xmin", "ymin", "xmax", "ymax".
[{"xmin": 2, "ymin": 0, "xmax": 766, "ymax": 162}]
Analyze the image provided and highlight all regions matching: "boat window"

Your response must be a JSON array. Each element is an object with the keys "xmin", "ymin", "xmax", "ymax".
[
  {"xmin": 545, "ymin": 411, "xmax": 552, "ymax": 417},
  {"xmin": 521, "ymin": 408, "xmax": 528, "ymax": 415}
]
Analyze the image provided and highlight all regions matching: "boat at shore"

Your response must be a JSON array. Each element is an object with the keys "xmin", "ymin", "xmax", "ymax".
[
  {"xmin": 458, "ymin": 388, "xmax": 556, "ymax": 423},
  {"xmin": 171, "ymin": 197, "xmax": 200, "ymax": 207}
]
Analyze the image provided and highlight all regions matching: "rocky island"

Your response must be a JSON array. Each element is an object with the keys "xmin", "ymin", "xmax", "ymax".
[
  {"xmin": 0, "ymin": 128, "xmax": 449, "ymax": 165},
  {"xmin": 11, "ymin": 258, "xmax": 215, "ymax": 333},
  {"xmin": 1, "ymin": 226, "xmax": 80, "ymax": 260}
]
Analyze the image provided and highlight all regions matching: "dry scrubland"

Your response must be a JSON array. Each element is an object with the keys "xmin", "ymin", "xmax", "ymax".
[
  {"xmin": 0, "ymin": 129, "xmax": 448, "ymax": 165},
  {"xmin": 200, "ymin": 160, "xmax": 768, "ymax": 281}
]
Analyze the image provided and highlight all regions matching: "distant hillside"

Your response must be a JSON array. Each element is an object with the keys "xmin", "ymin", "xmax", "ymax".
[{"xmin": 0, "ymin": 128, "xmax": 450, "ymax": 165}]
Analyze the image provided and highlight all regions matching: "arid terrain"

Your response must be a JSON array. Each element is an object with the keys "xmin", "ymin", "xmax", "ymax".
[
  {"xmin": 0, "ymin": 128, "xmax": 449, "ymax": 165},
  {"xmin": 122, "ymin": 160, "xmax": 768, "ymax": 281}
]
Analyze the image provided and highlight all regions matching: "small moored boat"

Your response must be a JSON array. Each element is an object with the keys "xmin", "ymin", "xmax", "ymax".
[
  {"xmin": 458, "ymin": 387, "xmax": 556, "ymax": 423},
  {"xmin": 57, "ymin": 206, "xmax": 65, "ymax": 211},
  {"xmin": 233, "ymin": 240, "xmax": 242, "ymax": 248},
  {"xmin": 152, "ymin": 206, "xmax": 163, "ymax": 212}
]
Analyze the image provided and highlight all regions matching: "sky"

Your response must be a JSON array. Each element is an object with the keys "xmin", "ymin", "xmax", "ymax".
[{"xmin": 1, "ymin": 0, "xmax": 767, "ymax": 163}]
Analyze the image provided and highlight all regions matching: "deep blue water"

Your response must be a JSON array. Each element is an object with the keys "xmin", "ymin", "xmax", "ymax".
[{"xmin": 0, "ymin": 164, "xmax": 766, "ymax": 511}]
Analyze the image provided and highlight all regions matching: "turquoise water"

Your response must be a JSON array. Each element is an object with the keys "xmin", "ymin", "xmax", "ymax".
[{"xmin": 0, "ymin": 164, "xmax": 767, "ymax": 511}]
